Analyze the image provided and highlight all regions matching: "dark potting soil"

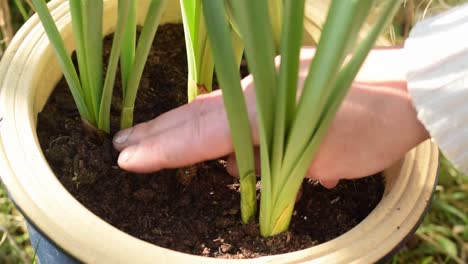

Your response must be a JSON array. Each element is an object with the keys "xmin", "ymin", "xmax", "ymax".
[{"xmin": 36, "ymin": 24, "xmax": 385, "ymax": 259}]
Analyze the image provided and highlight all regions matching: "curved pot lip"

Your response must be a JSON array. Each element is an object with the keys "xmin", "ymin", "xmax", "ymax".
[
  {"xmin": 0, "ymin": 0, "xmax": 440, "ymax": 263},
  {"xmin": 19, "ymin": 165, "xmax": 440, "ymax": 264},
  {"xmin": 379, "ymin": 162, "xmax": 440, "ymax": 264}
]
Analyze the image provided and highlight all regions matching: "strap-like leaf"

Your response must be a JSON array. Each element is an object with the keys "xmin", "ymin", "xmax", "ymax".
[
  {"xmin": 31, "ymin": 0, "xmax": 91, "ymax": 122},
  {"xmin": 120, "ymin": 0, "xmax": 167, "ymax": 129},
  {"xmin": 203, "ymin": 0, "xmax": 257, "ymax": 223},
  {"xmin": 98, "ymin": 0, "xmax": 133, "ymax": 132}
]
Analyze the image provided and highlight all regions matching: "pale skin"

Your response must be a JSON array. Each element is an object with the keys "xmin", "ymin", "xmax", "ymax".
[{"xmin": 113, "ymin": 47, "xmax": 430, "ymax": 188}]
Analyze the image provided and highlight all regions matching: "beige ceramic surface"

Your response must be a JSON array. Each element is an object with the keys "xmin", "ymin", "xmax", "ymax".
[{"xmin": 0, "ymin": 0, "xmax": 439, "ymax": 263}]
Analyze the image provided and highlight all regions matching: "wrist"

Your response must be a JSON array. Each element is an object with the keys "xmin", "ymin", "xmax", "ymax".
[
  {"xmin": 353, "ymin": 80, "xmax": 430, "ymax": 147},
  {"xmin": 356, "ymin": 47, "xmax": 406, "ymax": 83},
  {"xmin": 357, "ymin": 46, "xmax": 430, "ymax": 144}
]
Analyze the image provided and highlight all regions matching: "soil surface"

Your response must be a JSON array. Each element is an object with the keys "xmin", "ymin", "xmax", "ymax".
[{"xmin": 37, "ymin": 24, "xmax": 385, "ymax": 259}]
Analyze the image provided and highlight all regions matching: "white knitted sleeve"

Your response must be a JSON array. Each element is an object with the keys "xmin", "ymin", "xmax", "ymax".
[{"xmin": 405, "ymin": 3, "xmax": 468, "ymax": 174}]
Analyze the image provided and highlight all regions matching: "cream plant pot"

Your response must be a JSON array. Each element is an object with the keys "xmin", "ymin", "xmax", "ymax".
[{"xmin": 0, "ymin": 0, "xmax": 439, "ymax": 263}]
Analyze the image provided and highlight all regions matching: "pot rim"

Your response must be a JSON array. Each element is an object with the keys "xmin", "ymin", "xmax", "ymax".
[
  {"xmin": 19, "ymin": 171, "xmax": 440, "ymax": 264},
  {"xmin": 0, "ymin": 0, "xmax": 440, "ymax": 263}
]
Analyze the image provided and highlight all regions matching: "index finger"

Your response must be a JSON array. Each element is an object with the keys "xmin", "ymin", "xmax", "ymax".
[{"xmin": 114, "ymin": 67, "xmax": 262, "ymax": 173}]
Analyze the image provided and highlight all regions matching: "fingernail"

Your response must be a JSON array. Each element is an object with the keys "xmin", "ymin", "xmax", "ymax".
[
  {"xmin": 119, "ymin": 148, "xmax": 134, "ymax": 164},
  {"xmin": 114, "ymin": 128, "xmax": 132, "ymax": 144}
]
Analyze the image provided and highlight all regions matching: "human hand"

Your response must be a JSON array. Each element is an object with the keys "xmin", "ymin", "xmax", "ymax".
[{"xmin": 113, "ymin": 47, "xmax": 430, "ymax": 188}]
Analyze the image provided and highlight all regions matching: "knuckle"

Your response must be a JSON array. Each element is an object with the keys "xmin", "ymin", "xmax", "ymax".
[
  {"xmin": 188, "ymin": 99, "xmax": 207, "ymax": 147},
  {"xmin": 133, "ymin": 121, "xmax": 150, "ymax": 133},
  {"xmin": 142, "ymin": 138, "xmax": 167, "ymax": 168},
  {"xmin": 191, "ymin": 94, "xmax": 210, "ymax": 115},
  {"xmin": 189, "ymin": 110, "xmax": 205, "ymax": 151}
]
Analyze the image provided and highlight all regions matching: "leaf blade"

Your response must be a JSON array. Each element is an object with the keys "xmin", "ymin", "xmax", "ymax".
[
  {"xmin": 203, "ymin": 0, "xmax": 257, "ymax": 223},
  {"xmin": 120, "ymin": 0, "xmax": 167, "ymax": 129},
  {"xmin": 31, "ymin": 0, "xmax": 92, "ymax": 122}
]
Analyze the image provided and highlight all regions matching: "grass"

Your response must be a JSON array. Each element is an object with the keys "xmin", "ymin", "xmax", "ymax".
[
  {"xmin": 389, "ymin": 2, "xmax": 468, "ymax": 262},
  {"xmin": 390, "ymin": 156, "xmax": 468, "ymax": 264},
  {"xmin": 1, "ymin": 2, "xmax": 37, "ymax": 263},
  {"xmin": 0, "ymin": 0, "xmax": 467, "ymax": 263},
  {"xmin": 0, "ymin": 183, "xmax": 34, "ymax": 263}
]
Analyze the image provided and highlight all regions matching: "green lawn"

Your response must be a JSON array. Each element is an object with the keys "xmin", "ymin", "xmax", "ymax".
[
  {"xmin": 391, "ymin": 156, "xmax": 468, "ymax": 264},
  {"xmin": 0, "ymin": 0, "xmax": 467, "ymax": 263},
  {"xmin": 0, "ymin": 184, "xmax": 34, "ymax": 264}
]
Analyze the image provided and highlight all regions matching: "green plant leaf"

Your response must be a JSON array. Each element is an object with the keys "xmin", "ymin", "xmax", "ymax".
[
  {"xmin": 270, "ymin": 0, "xmax": 305, "ymax": 199},
  {"xmin": 120, "ymin": 0, "xmax": 167, "ymax": 129},
  {"xmin": 421, "ymin": 256, "xmax": 434, "ymax": 264},
  {"xmin": 181, "ymin": 0, "xmax": 214, "ymax": 102},
  {"xmin": 31, "ymin": 0, "xmax": 91, "ymax": 122},
  {"xmin": 98, "ymin": 0, "xmax": 133, "ymax": 132},
  {"xmin": 433, "ymin": 199, "xmax": 468, "ymax": 224},
  {"xmin": 83, "ymin": 0, "xmax": 103, "ymax": 118},
  {"xmin": 69, "ymin": 0, "xmax": 96, "ymax": 122},
  {"xmin": 265, "ymin": 0, "xmax": 372, "ymax": 236},
  {"xmin": 268, "ymin": 0, "xmax": 282, "ymax": 53},
  {"xmin": 436, "ymin": 236, "xmax": 458, "ymax": 257},
  {"xmin": 229, "ymin": 0, "xmax": 277, "ymax": 235},
  {"xmin": 272, "ymin": 0, "xmax": 403, "ymax": 236},
  {"xmin": 13, "ymin": 0, "xmax": 30, "ymax": 21},
  {"xmin": 120, "ymin": 0, "xmax": 136, "ymax": 98},
  {"xmin": 280, "ymin": 0, "xmax": 373, "ymax": 181},
  {"xmin": 180, "ymin": 0, "xmax": 200, "ymax": 102},
  {"xmin": 203, "ymin": 0, "xmax": 256, "ymax": 223},
  {"xmin": 224, "ymin": 1, "xmax": 241, "ymax": 39}
]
